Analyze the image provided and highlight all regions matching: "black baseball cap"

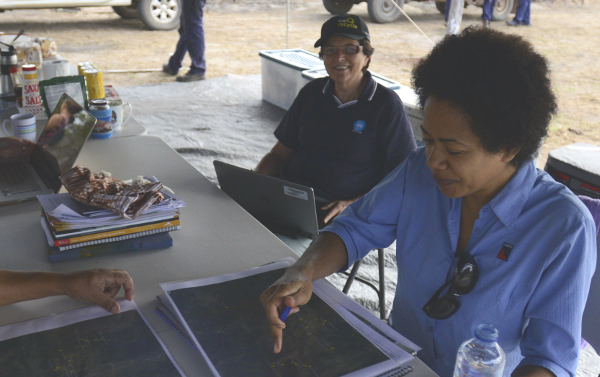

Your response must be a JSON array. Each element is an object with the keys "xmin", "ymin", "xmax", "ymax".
[{"xmin": 314, "ymin": 14, "xmax": 370, "ymax": 47}]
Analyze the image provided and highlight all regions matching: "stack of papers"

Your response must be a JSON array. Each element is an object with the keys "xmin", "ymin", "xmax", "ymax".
[{"xmin": 37, "ymin": 179, "xmax": 185, "ymax": 262}]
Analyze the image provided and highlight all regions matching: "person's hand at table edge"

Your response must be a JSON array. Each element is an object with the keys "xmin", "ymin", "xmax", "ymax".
[
  {"xmin": 0, "ymin": 268, "xmax": 134, "ymax": 314},
  {"xmin": 63, "ymin": 269, "xmax": 135, "ymax": 314}
]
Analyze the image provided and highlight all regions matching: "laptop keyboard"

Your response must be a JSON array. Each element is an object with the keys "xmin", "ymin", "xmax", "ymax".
[{"xmin": 0, "ymin": 161, "xmax": 42, "ymax": 196}]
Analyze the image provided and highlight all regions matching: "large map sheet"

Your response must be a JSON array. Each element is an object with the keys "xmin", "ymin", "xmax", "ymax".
[
  {"xmin": 161, "ymin": 258, "xmax": 414, "ymax": 377},
  {"xmin": 0, "ymin": 300, "xmax": 183, "ymax": 377}
]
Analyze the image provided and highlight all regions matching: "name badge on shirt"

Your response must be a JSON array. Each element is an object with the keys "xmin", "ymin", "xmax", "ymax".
[{"xmin": 497, "ymin": 243, "xmax": 514, "ymax": 261}]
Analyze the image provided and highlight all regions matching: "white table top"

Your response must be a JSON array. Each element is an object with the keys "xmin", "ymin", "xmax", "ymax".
[{"xmin": 0, "ymin": 134, "xmax": 437, "ymax": 376}]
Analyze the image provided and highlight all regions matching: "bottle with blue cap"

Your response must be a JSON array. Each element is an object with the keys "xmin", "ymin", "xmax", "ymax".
[{"xmin": 454, "ymin": 324, "xmax": 506, "ymax": 377}]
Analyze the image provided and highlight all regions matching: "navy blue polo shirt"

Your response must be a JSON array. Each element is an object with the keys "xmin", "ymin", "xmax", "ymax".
[{"xmin": 274, "ymin": 71, "xmax": 417, "ymax": 201}]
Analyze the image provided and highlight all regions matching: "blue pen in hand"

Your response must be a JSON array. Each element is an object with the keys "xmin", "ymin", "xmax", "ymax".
[{"xmin": 279, "ymin": 306, "xmax": 291, "ymax": 322}]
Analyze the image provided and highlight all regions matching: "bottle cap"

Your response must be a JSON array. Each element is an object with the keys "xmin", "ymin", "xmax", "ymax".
[{"xmin": 474, "ymin": 324, "xmax": 499, "ymax": 342}]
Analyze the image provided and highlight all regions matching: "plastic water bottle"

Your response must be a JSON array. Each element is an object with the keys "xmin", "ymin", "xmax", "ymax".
[{"xmin": 453, "ymin": 324, "xmax": 506, "ymax": 377}]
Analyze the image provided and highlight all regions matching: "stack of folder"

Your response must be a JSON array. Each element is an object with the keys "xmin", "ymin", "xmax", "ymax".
[{"xmin": 37, "ymin": 187, "xmax": 186, "ymax": 262}]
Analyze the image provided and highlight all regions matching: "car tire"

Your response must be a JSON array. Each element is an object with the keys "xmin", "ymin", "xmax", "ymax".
[
  {"xmin": 367, "ymin": 0, "xmax": 404, "ymax": 23},
  {"xmin": 491, "ymin": 0, "xmax": 514, "ymax": 21},
  {"xmin": 322, "ymin": 0, "xmax": 354, "ymax": 14},
  {"xmin": 138, "ymin": 0, "xmax": 181, "ymax": 31},
  {"xmin": 435, "ymin": 1, "xmax": 446, "ymax": 14},
  {"xmin": 112, "ymin": 4, "xmax": 140, "ymax": 19}
]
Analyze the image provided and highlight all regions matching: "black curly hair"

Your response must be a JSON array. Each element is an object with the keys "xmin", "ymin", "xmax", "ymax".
[{"xmin": 411, "ymin": 26, "xmax": 557, "ymax": 167}]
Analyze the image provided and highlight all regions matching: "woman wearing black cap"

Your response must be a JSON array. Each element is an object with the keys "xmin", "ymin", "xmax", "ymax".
[{"xmin": 256, "ymin": 14, "xmax": 416, "ymax": 226}]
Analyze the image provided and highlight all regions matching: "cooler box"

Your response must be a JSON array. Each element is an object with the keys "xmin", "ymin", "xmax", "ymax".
[
  {"xmin": 301, "ymin": 68, "xmax": 424, "ymax": 145},
  {"xmin": 545, "ymin": 143, "xmax": 600, "ymax": 199},
  {"xmin": 394, "ymin": 85, "xmax": 423, "ymax": 145},
  {"xmin": 259, "ymin": 49, "xmax": 324, "ymax": 110}
]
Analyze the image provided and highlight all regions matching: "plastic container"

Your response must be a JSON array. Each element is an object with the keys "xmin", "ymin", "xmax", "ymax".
[
  {"xmin": 454, "ymin": 324, "xmax": 506, "ymax": 377},
  {"xmin": 258, "ymin": 49, "xmax": 324, "ymax": 110}
]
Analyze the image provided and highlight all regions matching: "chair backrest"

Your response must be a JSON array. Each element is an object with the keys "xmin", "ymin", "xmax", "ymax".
[{"xmin": 578, "ymin": 195, "xmax": 600, "ymax": 350}]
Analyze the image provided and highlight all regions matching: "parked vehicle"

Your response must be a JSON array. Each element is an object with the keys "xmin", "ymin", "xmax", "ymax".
[
  {"xmin": 322, "ymin": 0, "xmax": 514, "ymax": 23},
  {"xmin": 0, "ymin": 0, "xmax": 181, "ymax": 30}
]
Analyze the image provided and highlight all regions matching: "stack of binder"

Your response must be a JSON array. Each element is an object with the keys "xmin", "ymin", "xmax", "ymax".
[{"xmin": 38, "ymin": 189, "xmax": 186, "ymax": 262}]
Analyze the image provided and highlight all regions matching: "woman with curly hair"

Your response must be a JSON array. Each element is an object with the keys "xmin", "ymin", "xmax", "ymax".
[{"xmin": 260, "ymin": 27, "xmax": 596, "ymax": 377}]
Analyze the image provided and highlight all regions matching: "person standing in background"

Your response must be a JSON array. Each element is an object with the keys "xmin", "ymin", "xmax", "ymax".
[
  {"xmin": 507, "ymin": 0, "xmax": 531, "ymax": 26},
  {"xmin": 481, "ymin": 0, "xmax": 497, "ymax": 27},
  {"xmin": 445, "ymin": 0, "xmax": 465, "ymax": 35},
  {"xmin": 162, "ymin": 0, "xmax": 207, "ymax": 82}
]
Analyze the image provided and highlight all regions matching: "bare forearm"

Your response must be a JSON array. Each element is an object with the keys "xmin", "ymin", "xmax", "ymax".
[
  {"xmin": 255, "ymin": 152, "xmax": 285, "ymax": 177},
  {"xmin": 0, "ymin": 270, "xmax": 67, "ymax": 306},
  {"xmin": 512, "ymin": 365, "xmax": 555, "ymax": 377},
  {"xmin": 292, "ymin": 232, "xmax": 348, "ymax": 282}
]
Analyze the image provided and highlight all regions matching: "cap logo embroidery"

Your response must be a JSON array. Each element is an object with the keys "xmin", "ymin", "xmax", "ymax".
[
  {"xmin": 338, "ymin": 17, "xmax": 358, "ymax": 30},
  {"xmin": 353, "ymin": 120, "xmax": 366, "ymax": 134},
  {"xmin": 496, "ymin": 243, "xmax": 513, "ymax": 262}
]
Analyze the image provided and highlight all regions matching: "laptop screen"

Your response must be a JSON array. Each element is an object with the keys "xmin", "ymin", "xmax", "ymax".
[{"xmin": 36, "ymin": 93, "xmax": 97, "ymax": 175}]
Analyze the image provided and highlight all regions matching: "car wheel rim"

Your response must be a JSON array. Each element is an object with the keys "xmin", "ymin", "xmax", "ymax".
[
  {"xmin": 150, "ymin": 0, "xmax": 178, "ymax": 23},
  {"xmin": 495, "ymin": 0, "xmax": 508, "ymax": 13},
  {"xmin": 382, "ymin": 0, "xmax": 399, "ymax": 15}
]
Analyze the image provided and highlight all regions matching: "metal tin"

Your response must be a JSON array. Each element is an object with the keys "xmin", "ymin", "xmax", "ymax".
[
  {"xmin": 89, "ymin": 99, "xmax": 112, "ymax": 122},
  {"xmin": 89, "ymin": 98, "xmax": 113, "ymax": 138}
]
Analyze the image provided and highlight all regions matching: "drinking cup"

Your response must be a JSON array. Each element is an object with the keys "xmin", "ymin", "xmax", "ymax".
[
  {"xmin": 108, "ymin": 100, "xmax": 132, "ymax": 129},
  {"xmin": 1, "ymin": 113, "xmax": 37, "ymax": 141}
]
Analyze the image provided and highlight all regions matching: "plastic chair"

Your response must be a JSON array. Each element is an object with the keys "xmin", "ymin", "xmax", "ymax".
[
  {"xmin": 341, "ymin": 248, "xmax": 387, "ymax": 320},
  {"xmin": 579, "ymin": 195, "xmax": 600, "ymax": 351}
]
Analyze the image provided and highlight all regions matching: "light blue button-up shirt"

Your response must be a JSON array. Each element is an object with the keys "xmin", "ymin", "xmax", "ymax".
[{"xmin": 326, "ymin": 148, "xmax": 596, "ymax": 377}]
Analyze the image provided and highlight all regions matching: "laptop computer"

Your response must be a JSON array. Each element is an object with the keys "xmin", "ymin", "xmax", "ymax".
[
  {"xmin": 0, "ymin": 93, "xmax": 97, "ymax": 205},
  {"xmin": 214, "ymin": 160, "xmax": 323, "ymax": 239}
]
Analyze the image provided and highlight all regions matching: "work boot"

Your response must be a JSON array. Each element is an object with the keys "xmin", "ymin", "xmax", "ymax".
[
  {"xmin": 176, "ymin": 71, "xmax": 206, "ymax": 82},
  {"xmin": 506, "ymin": 20, "xmax": 520, "ymax": 26},
  {"xmin": 162, "ymin": 64, "xmax": 178, "ymax": 76},
  {"xmin": 483, "ymin": 19, "xmax": 491, "ymax": 28}
]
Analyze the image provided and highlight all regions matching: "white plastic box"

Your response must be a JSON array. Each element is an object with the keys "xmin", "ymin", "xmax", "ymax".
[{"xmin": 259, "ymin": 49, "xmax": 324, "ymax": 111}]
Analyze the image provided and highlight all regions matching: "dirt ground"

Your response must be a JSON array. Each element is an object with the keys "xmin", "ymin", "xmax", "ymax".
[{"xmin": 0, "ymin": 0, "xmax": 598, "ymax": 168}]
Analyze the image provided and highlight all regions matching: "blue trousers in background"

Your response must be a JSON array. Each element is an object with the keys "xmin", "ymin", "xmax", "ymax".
[
  {"xmin": 481, "ymin": 0, "xmax": 498, "ymax": 21},
  {"xmin": 512, "ymin": 0, "xmax": 531, "ymax": 25},
  {"xmin": 167, "ymin": 0, "xmax": 206, "ymax": 74}
]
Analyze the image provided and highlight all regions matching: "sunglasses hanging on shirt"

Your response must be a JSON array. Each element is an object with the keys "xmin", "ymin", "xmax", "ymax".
[{"xmin": 422, "ymin": 253, "xmax": 479, "ymax": 320}]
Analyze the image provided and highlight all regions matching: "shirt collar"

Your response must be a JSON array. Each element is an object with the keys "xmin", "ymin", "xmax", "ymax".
[
  {"xmin": 322, "ymin": 71, "xmax": 378, "ymax": 107},
  {"xmin": 487, "ymin": 160, "xmax": 537, "ymax": 227}
]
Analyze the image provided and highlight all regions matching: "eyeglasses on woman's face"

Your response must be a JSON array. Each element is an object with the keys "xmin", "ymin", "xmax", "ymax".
[
  {"xmin": 321, "ymin": 44, "xmax": 363, "ymax": 56},
  {"xmin": 422, "ymin": 253, "xmax": 479, "ymax": 320}
]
